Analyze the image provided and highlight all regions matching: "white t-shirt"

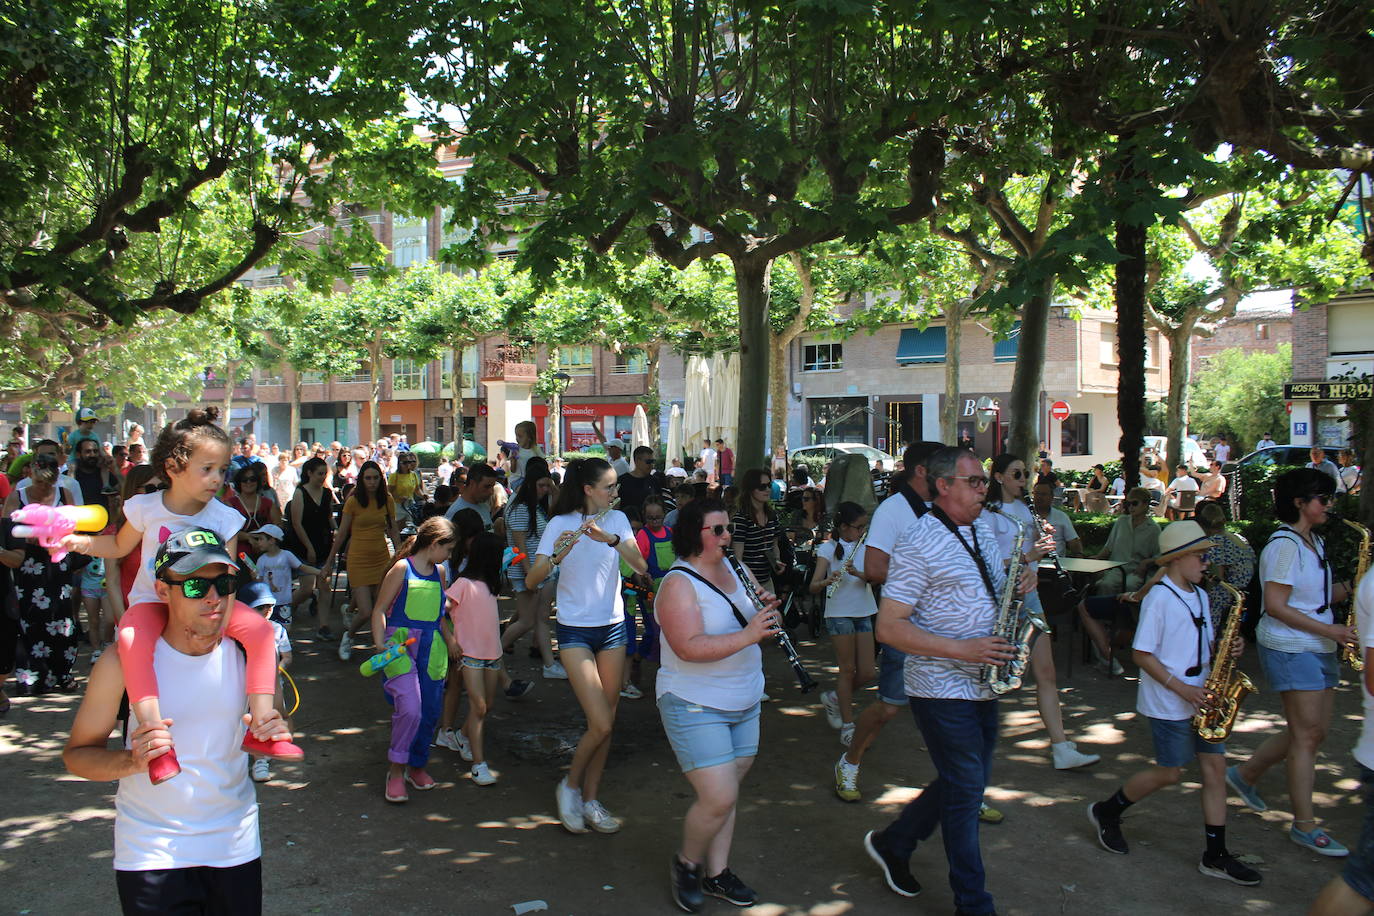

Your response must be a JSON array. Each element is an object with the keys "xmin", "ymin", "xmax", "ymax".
[
  {"xmin": 665, "ymin": 466, "xmax": 688, "ymax": 479},
  {"xmin": 437, "ymin": 462, "xmax": 456, "ymax": 486},
  {"xmin": 1109, "ymin": 477, "xmax": 1126, "ymax": 496},
  {"xmin": 1256, "ymin": 526, "xmax": 1335, "ymax": 654},
  {"xmin": 1166, "ymin": 475, "xmax": 1199, "ymax": 506},
  {"xmin": 256, "ymin": 549, "xmax": 302, "ymax": 608},
  {"xmin": 819, "ymin": 538, "xmax": 877, "ymax": 618},
  {"xmin": 699, "ymin": 447, "xmax": 717, "ymax": 476},
  {"xmin": 1213, "ymin": 443, "xmax": 1231, "ymax": 462},
  {"xmin": 1043, "ymin": 506, "xmax": 1078, "ymax": 556},
  {"xmin": 867, "ymin": 489, "xmax": 924, "ymax": 558},
  {"xmin": 1133, "ymin": 577, "xmax": 1215, "ymax": 721},
  {"xmin": 514, "ymin": 446, "xmax": 545, "ymax": 479},
  {"xmin": 984, "ymin": 500, "xmax": 1035, "ymax": 559},
  {"xmin": 536, "ymin": 509, "xmax": 636, "ymax": 626},
  {"xmin": 271, "ymin": 619, "xmax": 291, "ymax": 658},
  {"xmin": 1354, "ymin": 573, "xmax": 1374, "ymax": 769},
  {"xmin": 610, "ymin": 456, "xmax": 632, "ymax": 477},
  {"xmin": 122, "ymin": 492, "xmax": 247, "ymax": 607},
  {"xmin": 115, "ymin": 638, "xmax": 259, "ymax": 869}
]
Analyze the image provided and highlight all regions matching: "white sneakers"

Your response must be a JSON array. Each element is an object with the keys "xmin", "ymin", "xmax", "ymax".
[
  {"xmin": 471, "ymin": 762, "xmax": 496, "ymax": 786},
  {"xmin": 1052, "ymin": 741, "xmax": 1101, "ymax": 770},
  {"xmin": 543, "ymin": 662, "xmax": 568, "ymax": 679},
  {"xmin": 840, "ymin": 722, "xmax": 855, "ymax": 747},
  {"xmin": 821, "ymin": 690, "xmax": 842, "ymax": 729},
  {"xmin": 556, "ymin": 778, "xmax": 587, "ymax": 833},
  {"xmin": 619, "ymin": 683, "xmax": 644, "ymax": 700},
  {"xmin": 582, "ymin": 799, "xmax": 622, "ymax": 834},
  {"xmin": 251, "ymin": 758, "xmax": 272, "ymax": 782},
  {"xmin": 337, "ymin": 630, "xmax": 353, "ymax": 661},
  {"xmin": 435, "ymin": 728, "xmax": 473, "ymax": 762}
]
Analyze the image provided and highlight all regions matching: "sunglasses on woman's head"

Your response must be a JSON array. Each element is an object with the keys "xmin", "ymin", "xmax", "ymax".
[
  {"xmin": 701, "ymin": 523, "xmax": 736, "ymax": 536},
  {"xmin": 160, "ymin": 573, "xmax": 239, "ymax": 600}
]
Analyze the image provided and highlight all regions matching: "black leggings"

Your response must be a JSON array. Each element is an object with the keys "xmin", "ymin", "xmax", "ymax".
[{"xmin": 117, "ymin": 859, "xmax": 261, "ymax": 915}]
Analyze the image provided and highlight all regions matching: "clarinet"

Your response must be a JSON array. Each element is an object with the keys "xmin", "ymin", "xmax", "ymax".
[
  {"xmin": 725, "ymin": 552, "xmax": 818, "ymax": 693},
  {"xmin": 1026, "ymin": 501, "xmax": 1076, "ymax": 618}
]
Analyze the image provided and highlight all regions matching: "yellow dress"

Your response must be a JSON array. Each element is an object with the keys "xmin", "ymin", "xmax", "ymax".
[{"xmin": 344, "ymin": 495, "xmax": 395, "ymax": 587}]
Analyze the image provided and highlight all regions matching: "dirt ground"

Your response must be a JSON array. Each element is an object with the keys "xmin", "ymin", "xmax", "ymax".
[{"xmin": 1, "ymin": 604, "xmax": 1365, "ymax": 916}]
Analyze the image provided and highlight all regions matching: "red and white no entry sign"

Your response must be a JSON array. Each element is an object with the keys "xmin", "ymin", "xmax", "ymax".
[{"xmin": 1050, "ymin": 401, "xmax": 1071, "ymax": 422}]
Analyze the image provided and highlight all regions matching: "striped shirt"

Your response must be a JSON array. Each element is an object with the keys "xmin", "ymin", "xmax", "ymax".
[
  {"xmin": 885, "ymin": 510, "xmax": 1006, "ymax": 701},
  {"xmin": 732, "ymin": 511, "xmax": 779, "ymax": 585}
]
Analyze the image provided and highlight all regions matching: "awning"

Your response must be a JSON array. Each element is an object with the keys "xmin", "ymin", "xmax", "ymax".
[{"xmin": 896, "ymin": 327, "xmax": 946, "ymax": 365}]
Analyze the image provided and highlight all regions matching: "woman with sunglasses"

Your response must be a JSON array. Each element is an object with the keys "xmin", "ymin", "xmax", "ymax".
[
  {"xmin": 732, "ymin": 468, "xmax": 784, "ymax": 596},
  {"xmin": 325, "ymin": 460, "xmax": 403, "ymax": 661},
  {"xmin": 784, "ymin": 486, "xmax": 825, "ymax": 548},
  {"xmin": 225, "ymin": 465, "xmax": 281, "ymax": 559},
  {"xmin": 1225, "ymin": 467, "xmax": 1358, "ymax": 856},
  {"xmin": 984, "ymin": 454, "xmax": 1101, "ymax": 771},
  {"xmin": 657, "ymin": 498, "xmax": 781, "ymax": 910},
  {"xmin": 527, "ymin": 457, "xmax": 647, "ymax": 835}
]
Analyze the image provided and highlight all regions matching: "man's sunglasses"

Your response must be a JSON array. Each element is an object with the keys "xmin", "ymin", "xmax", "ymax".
[
  {"xmin": 701, "ymin": 523, "xmax": 736, "ymax": 536},
  {"xmin": 160, "ymin": 573, "xmax": 239, "ymax": 600}
]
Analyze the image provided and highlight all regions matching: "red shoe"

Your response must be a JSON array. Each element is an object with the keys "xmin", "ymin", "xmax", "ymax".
[
  {"xmin": 385, "ymin": 771, "xmax": 408, "ymax": 803},
  {"xmin": 148, "ymin": 748, "xmax": 181, "ymax": 785},
  {"xmin": 242, "ymin": 733, "xmax": 304, "ymax": 760},
  {"xmin": 405, "ymin": 768, "xmax": 436, "ymax": 791}
]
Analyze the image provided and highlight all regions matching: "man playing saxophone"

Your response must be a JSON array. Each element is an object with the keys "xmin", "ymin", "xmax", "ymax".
[
  {"xmin": 1088, "ymin": 520, "xmax": 1262, "ymax": 887},
  {"xmin": 861, "ymin": 447, "xmax": 1034, "ymax": 914}
]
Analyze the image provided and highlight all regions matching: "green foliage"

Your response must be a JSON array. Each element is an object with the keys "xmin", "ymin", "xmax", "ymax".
[{"xmin": 1188, "ymin": 344, "xmax": 1292, "ymax": 451}]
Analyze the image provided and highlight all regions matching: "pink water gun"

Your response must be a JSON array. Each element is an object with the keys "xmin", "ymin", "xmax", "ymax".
[{"xmin": 11, "ymin": 504, "xmax": 109, "ymax": 562}]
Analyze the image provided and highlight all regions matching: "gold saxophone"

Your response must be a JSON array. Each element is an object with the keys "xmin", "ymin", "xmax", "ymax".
[
  {"xmin": 981, "ymin": 529, "xmax": 1047, "ymax": 694},
  {"xmin": 1338, "ymin": 514, "xmax": 1371, "ymax": 672},
  {"xmin": 1193, "ymin": 582, "xmax": 1256, "ymax": 742}
]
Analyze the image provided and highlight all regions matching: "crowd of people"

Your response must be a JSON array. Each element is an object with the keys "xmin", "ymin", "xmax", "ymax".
[{"xmin": 4, "ymin": 405, "xmax": 1374, "ymax": 914}]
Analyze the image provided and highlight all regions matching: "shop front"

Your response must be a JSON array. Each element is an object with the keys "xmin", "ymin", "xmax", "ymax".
[
  {"xmin": 532, "ymin": 401, "xmax": 643, "ymax": 450},
  {"xmin": 1284, "ymin": 380, "xmax": 1373, "ymax": 450}
]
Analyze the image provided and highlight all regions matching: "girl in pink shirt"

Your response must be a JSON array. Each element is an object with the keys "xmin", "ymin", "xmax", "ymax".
[{"xmin": 444, "ymin": 532, "xmax": 506, "ymax": 786}]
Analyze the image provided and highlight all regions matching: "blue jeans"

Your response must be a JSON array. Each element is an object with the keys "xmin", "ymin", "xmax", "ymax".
[{"xmin": 880, "ymin": 697, "xmax": 998, "ymax": 915}]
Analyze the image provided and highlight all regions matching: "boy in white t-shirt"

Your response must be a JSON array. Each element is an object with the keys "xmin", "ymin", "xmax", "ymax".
[
  {"xmin": 239, "ymin": 581, "xmax": 293, "ymax": 784},
  {"xmin": 247, "ymin": 524, "xmax": 323, "ymax": 627},
  {"xmin": 1088, "ymin": 521, "xmax": 1261, "ymax": 887}
]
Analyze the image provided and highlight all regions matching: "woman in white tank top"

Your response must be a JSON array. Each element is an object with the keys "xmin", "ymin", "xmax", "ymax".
[{"xmin": 655, "ymin": 498, "xmax": 782, "ymax": 910}]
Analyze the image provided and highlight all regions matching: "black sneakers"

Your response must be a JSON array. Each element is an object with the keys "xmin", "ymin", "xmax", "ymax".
[
  {"xmin": 1088, "ymin": 802, "xmax": 1129, "ymax": 855},
  {"xmin": 671, "ymin": 855, "xmax": 704, "ymax": 913},
  {"xmin": 703, "ymin": 869, "xmax": 757, "ymax": 907},
  {"xmin": 1199, "ymin": 853, "xmax": 1262, "ymax": 886},
  {"xmin": 864, "ymin": 829, "xmax": 922, "ymax": 897}
]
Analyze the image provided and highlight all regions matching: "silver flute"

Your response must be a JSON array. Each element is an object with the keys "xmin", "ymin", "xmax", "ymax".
[
  {"xmin": 826, "ymin": 529, "xmax": 869, "ymax": 599},
  {"xmin": 551, "ymin": 498, "xmax": 620, "ymax": 564}
]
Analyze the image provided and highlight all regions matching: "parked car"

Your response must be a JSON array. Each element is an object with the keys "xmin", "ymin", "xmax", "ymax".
[
  {"xmin": 1221, "ymin": 445, "xmax": 1311, "ymax": 475},
  {"xmin": 1141, "ymin": 435, "xmax": 1209, "ymax": 470},
  {"xmin": 789, "ymin": 443, "xmax": 898, "ymax": 475}
]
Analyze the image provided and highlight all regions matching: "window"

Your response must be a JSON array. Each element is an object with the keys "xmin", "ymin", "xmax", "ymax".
[
  {"xmin": 440, "ymin": 349, "xmax": 478, "ymax": 393},
  {"xmin": 993, "ymin": 323, "xmax": 1020, "ymax": 362},
  {"xmin": 1145, "ymin": 331, "xmax": 1158, "ymax": 368},
  {"xmin": 337, "ymin": 368, "xmax": 373, "ymax": 384},
  {"xmin": 1256, "ymin": 323, "xmax": 1269, "ymax": 340},
  {"xmin": 611, "ymin": 349, "xmax": 648, "ymax": 374},
  {"xmin": 895, "ymin": 327, "xmax": 945, "ymax": 365},
  {"xmin": 300, "ymin": 371, "xmax": 325, "ymax": 385},
  {"xmin": 561, "ymin": 346, "xmax": 594, "ymax": 376},
  {"xmin": 391, "ymin": 358, "xmax": 426, "ymax": 395},
  {"xmin": 391, "ymin": 213, "xmax": 428, "ymax": 268},
  {"xmin": 803, "ymin": 342, "xmax": 844, "ymax": 371},
  {"xmin": 1099, "ymin": 323, "xmax": 1117, "ymax": 365},
  {"xmin": 808, "ymin": 397, "xmax": 868, "ymax": 444},
  {"xmin": 1060, "ymin": 414, "xmax": 1090, "ymax": 456}
]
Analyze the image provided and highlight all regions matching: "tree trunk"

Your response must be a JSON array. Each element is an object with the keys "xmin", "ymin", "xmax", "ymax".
[
  {"xmin": 548, "ymin": 347, "xmax": 562, "ymax": 458},
  {"xmin": 1005, "ymin": 280, "xmax": 1054, "ymax": 464},
  {"xmin": 768, "ymin": 335, "xmax": 789, "ymax": 457},
  {"xmin": 366, "ymin": 334, "xmax": 383, "ymax": 444},
  {"xmin": 450, "ymin": 343, "xmax": 467, "ymax": 455},
  {"xmin": 645, "ymin": 341, "xmax": 662, "ymax": 450},
  {"xmin": 290, "ymin": 371, "xmax": 303, "ymax": 446},
  {"xmin": 1164, "ymin": 321, "xmax": 1196, "ymax": 471},
  {"xmin": 1116, "ymin": 220, "xmax": 1149, "ymax": 490},
  {"xmin": 733, "ymin": 255, "xmax": 772, "ymax": 472},
  {"xmin": 942, "ymin": 303, "xmax": 965, "ymax": 444},
  {"xmin": 1361, "ymin": 398, "xmax": 1374, "ymax": 529},
  {"xmin": 153, "ymin": 405, "xmax": 167, "ymax": 432},
  {"xmin": 221, "ymin": 359, "xmax": 241, "ymax": 431}
]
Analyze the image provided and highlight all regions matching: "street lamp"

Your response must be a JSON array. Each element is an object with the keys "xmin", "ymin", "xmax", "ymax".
[{"xmin": 550, "ymin": 371, "xmax": 572, "ymax": 458}]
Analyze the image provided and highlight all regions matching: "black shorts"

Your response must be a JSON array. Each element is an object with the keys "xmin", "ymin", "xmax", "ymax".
[{"xmin": 116, "ymin": 858, "xmax": 261, "ymax": 915}]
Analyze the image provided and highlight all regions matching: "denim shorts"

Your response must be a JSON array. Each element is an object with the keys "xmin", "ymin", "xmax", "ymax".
[
  {"xmin": 877, "ymin": 644, "xmax": 909, "ymax": 706},
  {"xmin": 657, "ymin": 692, "xmax": 760, "ymax": 772},
  {"xmin": 1258, "ymin": 645, "xmax": 1339, "ymax": 692},
  {"xmin": 510, "ymin": 566, "xmax": 556, "ymax": 594},
  {"xmin": 1343, "ymin": 764, "xmax": 1374, "ymax": 901},
  {"xmin": 556, "ymin": 619, "xmax": 629, "ymax": 654},
  {"xmin": 826, "ymin": 614, "xmax": 875, "ymax": 637},
  {"xmin": 1148, "ymin": 715, "xmax": 1223, "ymax": 767},
  {"xmin": 462, "ymin": 656, "xmax": 502, "ymax": 670},
  {"xmin": 79, "ymin": 561, "xmax": 105, "ymax": 598}
]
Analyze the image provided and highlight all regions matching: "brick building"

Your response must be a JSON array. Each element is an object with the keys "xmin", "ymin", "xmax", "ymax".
[
  {"xmin": 1190, "ymin": 307, "xmax": 1292, "ymax": 373},
  {"xmin": 1285, "ymin": 291, "xmax": 1374, "ymax": 449}
]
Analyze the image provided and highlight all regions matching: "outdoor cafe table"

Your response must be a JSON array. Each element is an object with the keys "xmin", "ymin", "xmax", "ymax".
[{"xmin": 1039, "ymin": 557, "xmax": 1128, "ymax": 675}]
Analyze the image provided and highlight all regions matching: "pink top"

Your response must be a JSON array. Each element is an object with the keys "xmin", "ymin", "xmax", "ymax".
[{"xmin": 444, "ymin": 577, "xmax": 501, "ymax": 661}]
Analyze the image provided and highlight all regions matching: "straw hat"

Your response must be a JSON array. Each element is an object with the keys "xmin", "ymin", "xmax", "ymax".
[{"xmin": 1155, "ymin": 520, "xmax": 1212, "ymax": 564}]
